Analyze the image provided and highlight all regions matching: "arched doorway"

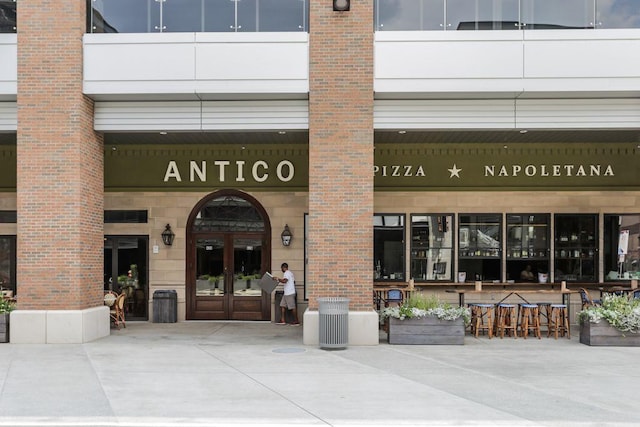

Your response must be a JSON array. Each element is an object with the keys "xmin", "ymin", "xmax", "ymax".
[{"xmin": 186, "ymin": 190, "xmax": 271, "ymax": 320}]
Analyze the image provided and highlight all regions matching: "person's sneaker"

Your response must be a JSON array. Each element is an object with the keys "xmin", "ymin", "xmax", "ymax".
[
  {"xmin": 276, "ymin": 321, "xmax": 286, "ymax": 325},
  {"xmin": 289, "ymin": 322, "xmax": 300, "ymax": 326}
]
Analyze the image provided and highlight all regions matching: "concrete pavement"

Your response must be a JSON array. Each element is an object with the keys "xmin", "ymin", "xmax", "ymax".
[{"xmin": 0, "ymin": 320, "xmax": 639, "ymax": 426}]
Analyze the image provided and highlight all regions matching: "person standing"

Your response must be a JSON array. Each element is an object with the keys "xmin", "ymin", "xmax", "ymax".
[{"xmin": 275, "ymin": 262, "xmax": 300, "ymax": 325}]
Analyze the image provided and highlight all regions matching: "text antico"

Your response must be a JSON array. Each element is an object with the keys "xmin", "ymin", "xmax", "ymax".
[{"xmin": 163, "ymin": 160, "xmax": 295, "ymax": 183}]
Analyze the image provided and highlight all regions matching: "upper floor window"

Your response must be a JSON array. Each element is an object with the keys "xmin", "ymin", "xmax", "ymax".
[
  {"xmin": 374, "ymin": 0, "xmax": 640, "ymax": 31},
  {"xmin": 89, "ymin": 0, "xmax": 309, "ymax": 33}
]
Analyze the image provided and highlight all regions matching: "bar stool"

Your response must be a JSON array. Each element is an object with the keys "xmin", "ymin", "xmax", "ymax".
[
  {"xmin": 536, "ymin": 302, "xmax": 552, "ymax": 334},
  {"xmin": 548, "ymin": 304, "xmax": 570, "ymax": 339},
  {"xmin": 518, "ymin": 303, "xmax": 541, "ymax": 339},
  {"xmin": 495, "ymin": 303, "xmax": 517, "ymax": 339},
  {"xmin": 469, "ymin": 303, "xmax": 494, "ymax": 338}
]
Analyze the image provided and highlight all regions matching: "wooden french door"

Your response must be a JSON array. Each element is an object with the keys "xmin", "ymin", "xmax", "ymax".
[{"xmin": 186, "ymin": 190, "xmax": 271, "ymax": 320}]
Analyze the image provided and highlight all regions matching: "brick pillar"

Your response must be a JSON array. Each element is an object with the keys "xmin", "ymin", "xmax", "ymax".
[
  {"xmin": 16, "ymin": 2, "xmax": 103, "ymax": 314},
  {"xmin": 307, "ymin": 1, "xmax": 374, "ymax": 312}
]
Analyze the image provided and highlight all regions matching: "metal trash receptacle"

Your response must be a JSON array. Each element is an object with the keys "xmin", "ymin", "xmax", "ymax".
[
  {"xmin": 318, "ymin": 297, "xmax": 349, "ymax": 350},
  {"xmin": 153, "ymin": 290, "xmax": 177, "ymax": 323}
]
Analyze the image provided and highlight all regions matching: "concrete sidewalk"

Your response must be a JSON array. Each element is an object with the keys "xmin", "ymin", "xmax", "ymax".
[{"xmin": 0, "ymin": 321, "xmax": 639, "ymax": 426}]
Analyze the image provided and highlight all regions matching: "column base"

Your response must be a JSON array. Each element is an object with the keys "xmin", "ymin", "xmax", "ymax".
[
  {"xmin": 9, "ymin": 306, "xmax": 111, "ymax": 344},
  {"xmin": 303, "ymin": 309, "xmax": 379, "ymax": 346}
]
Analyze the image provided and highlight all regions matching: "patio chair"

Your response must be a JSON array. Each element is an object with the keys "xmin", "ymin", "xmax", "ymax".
[
  {"xmin": 110, "ymin": 293, "xmax": 126, "ymax": 329},
  {"xmin": 383, "ymin": 289, "xmax": 404, "ymax": 307},
  {"xmin": 579, "ymin": 288, "xmax": 601, "ymax": 310},
  {"xmin": 631, "ymin": 289, "xmax": 640, "ymax": 299}
]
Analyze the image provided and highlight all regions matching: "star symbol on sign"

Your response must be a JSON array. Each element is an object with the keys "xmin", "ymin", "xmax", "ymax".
[{"xmin": 448, "ymin": 164, "xmax": 462, "ymax": 178}]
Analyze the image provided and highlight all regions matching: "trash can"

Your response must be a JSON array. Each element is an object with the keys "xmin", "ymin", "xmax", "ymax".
[
  {"xmin": 153, "ymin": 290, "xmax": 177, "ymax": 323},
  {"xmin": 318, "ymin": 297, "xmax": 349, "ymax": 350}
]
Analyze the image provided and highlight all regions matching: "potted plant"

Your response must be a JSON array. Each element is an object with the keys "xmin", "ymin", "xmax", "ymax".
[
  {"xmin": 380, "ymin": 292, "xmax": 470, "ymax": 345},
  {"xmin": 0, "ymin": 298, "xmax": 16, "ymax": 343},
  {"xmin": 578, "ymin": 293, "xmax": 640, "ymax": 346}
]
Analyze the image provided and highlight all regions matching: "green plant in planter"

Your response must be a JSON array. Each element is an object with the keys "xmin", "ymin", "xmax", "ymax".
[
  {"xmin": 380, "ymin": 292, "xmax": 471, "ymax": 326},
  {"xmin": 578, "ymin": 293, "xmax": 640, "ymax": 333},
  {"xmin": 0, "ymin": 298, "xmax": 16, "ymax": 314}
]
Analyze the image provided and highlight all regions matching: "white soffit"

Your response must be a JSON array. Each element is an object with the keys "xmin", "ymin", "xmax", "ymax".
[
  {"xmin": 374, "ymin": 99, "xmax": 640, "ymax": 130},
  {"xmin": 0, "ymin": 102, "xmax": 16, "ymax": 131},
  {"xmin": 95, "ymin": 100, "xmax": 309, "ymax": 131}
]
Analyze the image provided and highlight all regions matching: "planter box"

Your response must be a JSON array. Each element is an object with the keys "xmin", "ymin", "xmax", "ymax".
[
  {"xmin": 0, "ymin": 313, "xmax": 9, "ymax": 343},
  {"xmin": 388, "ymin": 316, "xmax": 465, "ymax": 345},
  {"xmin": 580, "ymin": 320, "xmax": 640, "ymax": 346}
]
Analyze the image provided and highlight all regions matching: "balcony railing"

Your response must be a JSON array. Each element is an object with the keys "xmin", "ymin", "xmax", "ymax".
[
  {"xmin": 89, "ymin": 0, "xmax": 308, "ymax": 33},
  {"xmin": 375, "ymin": 0, "xmax": 640, "ymax": 31},
  {"xmin": 1, "ymin": 0, "xmax": 639, "ymax": 34}
]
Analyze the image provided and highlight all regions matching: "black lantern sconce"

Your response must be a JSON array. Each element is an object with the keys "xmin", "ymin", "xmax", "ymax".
[
  {"xmin": 161, "ymin": 224, "xmax": 175, "ymax": 246},
  {"xmin": 281, "ymin": 224, "xmax": 292, "ymax": 247},
  {"xmin": 333, "ymin": 0, "xmax": 350, "ymax": 11}
]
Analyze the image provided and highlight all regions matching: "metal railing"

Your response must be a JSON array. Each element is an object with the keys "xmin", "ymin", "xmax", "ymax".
[
  {"xmin": 374, "ymin": 0, "xmax": 640, "ymax": 31},
  {"xmin": 89, "ymin": 0, "xmax": 308, "ymax": 33}
]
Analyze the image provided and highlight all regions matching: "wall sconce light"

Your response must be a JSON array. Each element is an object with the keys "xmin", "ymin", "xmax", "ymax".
[
  {"xmin": 281, "ymin": 224, "xmax": 292, "ymax": 247},
  {"xmin": 333, "ymin": 0, "xmax": 350, "ymax": 11},
  {"xmin": 161, "ymin": 224, "xmax": 175, "ymax": 246}
]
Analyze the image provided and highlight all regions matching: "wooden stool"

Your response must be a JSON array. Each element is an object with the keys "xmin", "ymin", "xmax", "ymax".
[
  {"xmin": 548, "ymin": 304, "xmax": 570, "ymax": 339},
  {"xmin": 536, "ymin": 302, "xmax": 552, "ymax": 334},
  {"xmin": 518, "ymin": 303, "xmax": 541, "ymax": 339},
  {"xmin": 469, "ymin": 303, "xmax": 494, "ymax": 338},
  {"xmin": 495, "ymin": 303, "xmax": 517, "ymax": 339}
]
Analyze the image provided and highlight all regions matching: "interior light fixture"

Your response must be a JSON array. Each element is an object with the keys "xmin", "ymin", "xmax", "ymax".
[{"xmin": 333, "ymin": 0, "xmax": 350, "ymax": 11}]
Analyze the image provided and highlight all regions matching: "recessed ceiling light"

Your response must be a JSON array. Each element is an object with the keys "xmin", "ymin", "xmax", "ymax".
[
  {"xmin": 519, "ymin": 130, "xmax": 528, "ymax": 134},
  {"xmin": 159, "ymin": 131, "xmax": 168, "ymax": 135},
  {"xmin": 398, "ymin": 130, "xmax": 407, "ymax": 134},
  {"xmin": 278, "ymin": 131, "xmax": 286, "ymax": 135}
]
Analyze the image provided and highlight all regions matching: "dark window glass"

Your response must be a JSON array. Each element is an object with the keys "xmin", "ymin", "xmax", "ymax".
[
  {"xmin": 410, "ymin": 214, "xmax": 453, "ymax": 281},
  {"xmin": 603, "ymin": 214, "xmax": 640, "ymax": 281},
  {"xmin": 193, "ymin": 196, "xmax": 265, "ymax": 232},
  {"xmin": 506, "ymin": 214, "xmax": 550, "ymax": 283},
  {"xmin": 104, "ymin": 236, "xmax": 149, "ymax": 320},
  {"xmin": 374, "ymin": 214, "xmax": 405, "ymax": 282},
  {"xmin": 0, "ymin": 211, "xmax": 16, "ymax": 223},
  {"xmin": 163, "ymin": 0, "xmax": 203, "ymax": 32},
  {"xmin": 0, "ymin": 236, "xmax": 15, "ymax": 294},
  {"xmin": 0, "ymin": 0, "xmax": 16, "ymax": 33},
  {"xmin": 554, "ymin": 214, "xmax": 597, "ymax": 282},
  {"xmin": 91, "ymin": 0, "xmax": 155, "ymax": 33},
  {"xmin": 104, "ymin": 210, "xmax": 148, "ymax": 223},
  {"xmin": 458, "ymin": 214, "xmax": 502, "ymax": 281}
]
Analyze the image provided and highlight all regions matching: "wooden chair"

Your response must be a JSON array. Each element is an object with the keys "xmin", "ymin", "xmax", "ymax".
[
  {"xmin": 110, "ymin": 293, "xmax": 126, "ymax": 329},
  {"xmin": 579, "ymin": 288, "xmax": 601, "ymax": 310},
  {"xmin": 103, "ymin": 291, "xmax": 118, "ymax": 307}
]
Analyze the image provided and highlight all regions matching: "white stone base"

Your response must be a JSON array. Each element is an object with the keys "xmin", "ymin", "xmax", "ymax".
[
  {"xmin": 10, "ymin": 306, "xmax": 111, "ymax": 344},
  {"xmin": 303, "ymin": 309, "xmax": 379, "ymax": 346}
]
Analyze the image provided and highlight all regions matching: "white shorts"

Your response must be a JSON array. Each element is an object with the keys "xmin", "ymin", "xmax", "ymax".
[{"xmin": 280, "ymin": 293, "xmax": 296, "ymax": 309}]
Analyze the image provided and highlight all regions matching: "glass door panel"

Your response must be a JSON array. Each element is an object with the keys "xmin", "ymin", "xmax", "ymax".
[
  {"xmin": 233, "ymin": 237, "xmax": 263, "ymax": 297},
  {"xmin": 196, "ymin": 237, "xmax": 225, "ymax": 296}
]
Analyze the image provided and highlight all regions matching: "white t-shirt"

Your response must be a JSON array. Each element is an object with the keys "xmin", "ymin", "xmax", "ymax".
[{"xmin": 283, "ymin": 270, "xmax": 295, "ymax": 295}]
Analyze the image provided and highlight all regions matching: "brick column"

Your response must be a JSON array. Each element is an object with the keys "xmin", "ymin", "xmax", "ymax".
[
  {"xmin": 14, "ymin": 1, "xmax": 105, "ymax": 342},
  {"xmin": 305, "ymin": 0, "xmax": 376, "ymax": 343}
]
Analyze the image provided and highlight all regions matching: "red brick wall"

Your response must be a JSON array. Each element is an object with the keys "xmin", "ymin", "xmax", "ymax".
[
  {"xmin": 307, "ymin": 1, "xmax": 374, "ymax": 310},
  {"xmin": 16, "ymin": 1, "xmax": 104, "ymax": 310}
]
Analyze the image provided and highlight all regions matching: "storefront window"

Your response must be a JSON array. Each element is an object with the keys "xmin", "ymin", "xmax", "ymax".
[
  {"xmin": 458, "ymin": 214, "xmax": 501, "ymax": 281},
  {"xmin": 603, "ymin": 214, "xmax": 640, "ymax": 281},
  {"xmin": 374, "ymin": 214, "xmax": 405, "ymax": 282},
  {"xmin": 411, "ymin": 214, "xmax": 453, "ymax": 281},
  {"xmin": 0, "ymin": 236, "xmax": 15, "ymax": 295},
  {"xmin": 104, "ymin": 236, "xmax": 149, "ymax": 320},
  {"xmin": 506, "ymin": 214, "xmax": 550, "ymax": 282},
  {"xmin": 554, "ymin": 214, "xmax": 597, "ymax": 282}
]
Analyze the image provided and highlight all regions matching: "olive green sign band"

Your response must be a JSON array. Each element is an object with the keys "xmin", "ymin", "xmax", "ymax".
[{"xmin": 1, "ymin": 143, "xmax": 639, "ymax": 191}]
